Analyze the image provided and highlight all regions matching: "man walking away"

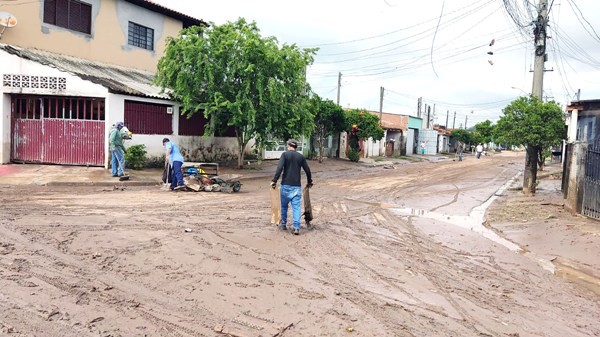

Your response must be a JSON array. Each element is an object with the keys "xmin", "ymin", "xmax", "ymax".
[
  {"xmin": 163, "ymin": 138, "xmax": 185, "ymax": 191},
  {"xmin": 109, "ymin": 122, "xmax": 126, "ymax": 177},
  {"xmin": 457, "ymin": 141, "xmax": 463, "ymax": 161},
  {"xmin": 271, "ymin": 139, "xmax": 313, "ymax": 235},
  {"xmin": 476, "ymin": 143, "xmax": 484, "ymax": 159}
]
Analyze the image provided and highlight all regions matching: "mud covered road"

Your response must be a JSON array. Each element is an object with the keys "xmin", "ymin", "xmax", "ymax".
[{"xmin": 0, "ymin": 153, "xmax": 598, "ymax": 337}]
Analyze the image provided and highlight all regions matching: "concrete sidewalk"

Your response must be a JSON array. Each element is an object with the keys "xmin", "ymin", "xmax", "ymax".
[{"xmin": 0, "ymin": 163, "xmax": 277, "ymax": 186}]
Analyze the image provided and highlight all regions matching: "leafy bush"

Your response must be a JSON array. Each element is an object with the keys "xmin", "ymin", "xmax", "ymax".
[
  {"xmin": 125, "ymin": 144, "xmax": 147, "ymax": 170},
  {"xmin": 347, "ymin": 149, "xmax": 360, "ymax": 162}
]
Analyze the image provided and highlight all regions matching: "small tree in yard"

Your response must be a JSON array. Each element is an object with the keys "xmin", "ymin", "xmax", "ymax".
[
  {"xmin": 494, "ymin": 96, "xmax": 564, "ymax": 195},
  {"xmin": 312, "ymin": 95, "xmax": 346, "ymax": 163},
  {"xmin": 155, "ymin": 19, "xmax": 317, "ymax": 168},
  {"xmin": 451, "ymin": 129, "xmax": 473, "ymax": 145},
  {"xmin": 345, "ymin": 109, "xmax": 385, "ymax": 159},
  {"xmin": 472, "ymin": 120, "xmax": 494, "ymax": 145}
]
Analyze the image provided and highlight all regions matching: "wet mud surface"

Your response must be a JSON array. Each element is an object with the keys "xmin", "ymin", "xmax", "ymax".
[{"xmin": 0, "ymin": 153, "xmax": 598, "ymax": 337}]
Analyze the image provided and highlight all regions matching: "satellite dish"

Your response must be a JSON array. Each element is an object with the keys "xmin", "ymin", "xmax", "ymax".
[{"xmin": 0, "ymin": 12, "xmax": 18, "ymax": 28}]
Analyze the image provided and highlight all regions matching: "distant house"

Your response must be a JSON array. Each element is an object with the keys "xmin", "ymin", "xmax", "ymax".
[
  {"xmin": 0, "ymin": 0, "xmax": 240, "ymax": 167},
  {"xmin": 563, "ymin": 98, "xmax": 600, "ymax": 220},
  {"xmin": 566, "ymin": 99, "xmax": 600, "ymax": 143},
  {"xmin": 338, "ymin": 110, "xmax": 416, "ymax": 159}
]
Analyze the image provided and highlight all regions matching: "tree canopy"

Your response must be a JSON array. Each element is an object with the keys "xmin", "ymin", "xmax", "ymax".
[
  {"xmin": 495, "ymin": 96, "xmax": 564, "ymax": 148},
  {"xmin": 495, "ymin": 96, "xmax": 565, "ymax": 194},
  {"xmin": 450, "ymin": 129, "xmax": 473, "ymax": 144},
  {"xmin": 155, "ymin": 18, "xmax": 317, "ymax": 167},
  {"xmin": 345, "ymin": 109, "xmax": 385, "ymax": 141},
  {"xmin": 472, "ymin": 120, "xmax": 494, "ymax": 144},
  {"xmin": 311, "ymin": 95, "xmax": 346, "ymax": 163}
]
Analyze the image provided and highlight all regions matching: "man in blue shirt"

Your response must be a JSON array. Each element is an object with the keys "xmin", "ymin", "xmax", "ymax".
[{"xmin": 163, "ymin": 138, "xmax": 185, "ymax": 191}]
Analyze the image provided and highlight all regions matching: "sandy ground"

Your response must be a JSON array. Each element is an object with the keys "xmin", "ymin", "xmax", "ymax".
[{"xmin": 0, "ymin": 152, "xmax": 598, "ymax": 337}]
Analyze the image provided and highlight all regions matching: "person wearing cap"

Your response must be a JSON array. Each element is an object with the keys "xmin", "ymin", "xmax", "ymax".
[
  {"xmin": 162, "ymin": 138, "xmax": 185, "ymax": 191},
  {"xmin": 271, "ymin": 139, "xmax": 313, "ymax": 235},
  {"xmin": 109, "ymin": 122, "xmax": 126, "ymax": 177}
]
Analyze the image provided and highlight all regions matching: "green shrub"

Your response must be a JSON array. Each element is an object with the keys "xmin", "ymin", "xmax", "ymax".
[
  {"xmin": 347, "ymin": 149, "xmax": 360, "ymax": 162},
  {"xmin": 125, "ymin": 144, "xmax": 147, "ymax": 170}
]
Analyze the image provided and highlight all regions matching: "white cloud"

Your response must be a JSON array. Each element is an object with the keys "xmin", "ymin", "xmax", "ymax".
[{"xmin": 155, "ymin": 0, "xmax": 600, "ymax": 124}]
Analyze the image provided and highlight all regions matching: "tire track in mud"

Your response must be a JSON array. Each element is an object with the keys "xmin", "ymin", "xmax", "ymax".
[
  {"xmin": 311, "ymin": 201, "xmax": 489, "ymax": 336},
  {"xmin": 292, "ymin": 201, "xmax": 429, "ymax": 336},
  {"xmin": 0, "ymin": 225, "xmax": 217, "ymax": 337}
]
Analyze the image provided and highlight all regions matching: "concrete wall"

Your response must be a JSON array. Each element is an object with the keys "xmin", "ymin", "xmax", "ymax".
[
  {"xmin": 0, "ymin": 0, "xmax": 183, "ymax": 72},
  {"xmin": 407, "ymin": 129, "xmax": 416, "ymax": 155},
  {"xmin": 564, "ymin": 142, "xmax": 587, "ymax": 214},
  {"xmin": 418, "ymin": 129, "xmax": 438, "ymax": 155},
  {"xmin": 107, "ymin": 93, "xmax": 246, "ymax": 166},
  {"xmin": 0, "ymin": 94, "xmax": 10, "ymax": 163}
]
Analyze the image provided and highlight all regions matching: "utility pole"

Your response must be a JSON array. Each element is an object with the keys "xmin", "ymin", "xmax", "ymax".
[
  {"xmin": 453, "ymin": 111, "xmax": 456, "ymax": 129},
  {"xmin": 432, "ymin": 104, "xmax": 436, "ymax": 127},
  {"xmin": 417, "ymin": 97, "xmax": 422, "ymax": 117},
  {"xmin": 576, "ymin": 89, "xmax": 581, "ymax": 101},
  {"xmin": 531, "ymin": 0, "xmax": 549, "ymax": 98},
  {"xmin": 336, "ymin": 72, "xmax": 342, "ymax": 105},
  {"xmin": 464, "ymin": 115, "xmax": 468, "ymax": 130},
  {"xmin": 445, "ymin": 110, "xmax": 449, "ymax": 130},
  {"xmin": 379, "ymin": 87, "xmax": 384, "ymax": 126},
  {"xmin": 426, "ymin": 105, "xmax": 431, "ymax": 129}
]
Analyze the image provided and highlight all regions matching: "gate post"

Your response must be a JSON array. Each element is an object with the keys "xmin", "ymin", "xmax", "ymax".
[{"xmin": 564, "ymin": 142, "xmax": 587, "ymax": 214}]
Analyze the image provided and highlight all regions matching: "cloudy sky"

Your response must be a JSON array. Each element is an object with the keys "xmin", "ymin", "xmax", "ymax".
[{"xmin": 155, "ymin": 0, "xmax": 600, "ymax": 127}]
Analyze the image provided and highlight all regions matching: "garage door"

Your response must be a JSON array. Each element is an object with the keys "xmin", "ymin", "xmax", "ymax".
[{"xmin": 11, "ymin": 95, "xmax": 106, "ymax": 166}]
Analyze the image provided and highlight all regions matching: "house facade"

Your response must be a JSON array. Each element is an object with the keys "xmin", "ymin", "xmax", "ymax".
[
  {"xmin": 566, "ymin": 99, "xmax": 600, "ymax": 143},
  {"xmin": 0, "ymin": 0, "xmax": 241, "ymax": 168}
]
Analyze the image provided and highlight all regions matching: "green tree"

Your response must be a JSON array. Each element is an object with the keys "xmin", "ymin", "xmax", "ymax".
[
  {"xmin": 345, "ymin": 109, "xmax": 385, "ymax": 141},
  {"xmin": 451, "ymin": 129, "xmax": 473, "ymax": 144},
  {"xmin": 311, "ymin": 95, "xmax": 346, "ymax": 163},
  {"xmin": 155, "ymin": 19, "xmax": 317, "ymax": 168},
  {"xmin": 495, "ymin": 96, "xmax": 564, "ymax": 195},
  {"xmin": 472, "ymin": 120, "xmax": 494, "ymax": 144}
]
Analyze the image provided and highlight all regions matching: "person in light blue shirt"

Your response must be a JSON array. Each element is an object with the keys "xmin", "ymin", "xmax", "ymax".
[{"xmin": 163, "ymin": 138, "xmax": 185, "ymax": 190}]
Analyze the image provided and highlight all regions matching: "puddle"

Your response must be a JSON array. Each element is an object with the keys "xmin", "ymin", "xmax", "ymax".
[
  {"xmin": 350, "ymin": 174, "xmax": 523, "ymax": 252},
  {"xmin": 349, "ymin": 173, "xmax": 600, "ymax": 292},
  {"xmin": 552, "ymin": 258, "xmax": 600, "ymax": 296}
]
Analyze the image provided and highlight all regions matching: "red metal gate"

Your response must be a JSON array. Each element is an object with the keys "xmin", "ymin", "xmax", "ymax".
[{"xmin": 11, "ymin": 95, "xmax": 106, "ymax": 166}]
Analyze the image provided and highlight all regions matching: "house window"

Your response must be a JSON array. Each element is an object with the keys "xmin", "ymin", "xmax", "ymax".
[
  {"xmin": 124, "ymin": 100, "xmax": 172, "ymax": 135},
  {"xmin": 128, "ymin": 22, "xmax": 154, "ymax": 51},
  {"xmin": 12, "ymin": 95, "xmax": 105, "ymax": 121},
  {"xmin": 43, "ymin": 0, "xmax": 92, "ymax": 34},
  {"xmin": 178, "ymin": 111, "xmax": 208, "ymax": 136}
]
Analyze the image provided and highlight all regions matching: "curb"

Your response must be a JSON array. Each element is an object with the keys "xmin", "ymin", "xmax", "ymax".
[{"xmin": 46, "ymin": 180, "xmax": 162, "ymax": 187}]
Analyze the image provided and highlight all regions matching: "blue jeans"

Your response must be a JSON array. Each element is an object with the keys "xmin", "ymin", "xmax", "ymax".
[
  {"xmin": 170, "ymin": 161, "xmax": 184, "ymax": 190},
  {"xmin": 111, "ymin": 148, "xmax": 125, "ymax": 175},
  {"xmin": 458, "ymin": 152, "xmax": 463, "ymax": 161},
  {"xmin": 280, "ymin": 184, "xmax": 302, "ymax": 230}
]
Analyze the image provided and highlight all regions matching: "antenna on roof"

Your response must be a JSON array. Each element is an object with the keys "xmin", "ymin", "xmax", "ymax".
[{"xmin": 0, "ymin": 12, "xmax": 18, "ymax": 40}]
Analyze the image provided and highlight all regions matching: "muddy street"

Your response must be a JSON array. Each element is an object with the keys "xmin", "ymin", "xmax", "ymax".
[{"xmin": 0, "ymin": 153, "xmax": 598, "ymax": 337}]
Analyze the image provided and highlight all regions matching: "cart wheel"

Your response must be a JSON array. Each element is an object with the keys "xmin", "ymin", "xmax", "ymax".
[{"xmin": 232, "ymin": 182, "xmax": 241, "ymax": 192}]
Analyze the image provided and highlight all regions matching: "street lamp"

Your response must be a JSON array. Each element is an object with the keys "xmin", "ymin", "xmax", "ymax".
[{"xmin": 511, "ymin": 87, "xmax": 529, "ymax": 95}]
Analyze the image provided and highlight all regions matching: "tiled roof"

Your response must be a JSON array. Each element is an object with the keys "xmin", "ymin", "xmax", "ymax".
[
  {"xmin": 0, "ymin": 44, "xmax": 170, "ymax": 99},
  {"xmin": 124, "ymin": 0, "xmax": 208, "ymax": 28}
]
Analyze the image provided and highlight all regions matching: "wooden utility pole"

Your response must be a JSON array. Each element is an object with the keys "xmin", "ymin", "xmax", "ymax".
[
  {"xmin": 445, "ymin": 110, "xmax": 449, "ymax": 130},
  {"xmin": 379, "ymin": 87, "xmax": 384, "ymax": 126},
  {"xmin": 464, "ymin": 115, "xmax": 467, "ymax": 130},
  {"xmin": 531, "ymin": 0, "xmax": 549, "ymax": 99},
  {"xmin": 426, "ymin": 105, "xmax": 431, "ymax": 129},
  {"xmin": 453, "ymin": 111, "xmax": 456, "ymax": 129},
  {"xmin": 336, "ymin": 72, "xmax": 342, "ymax": 105},
  {"xmin": 523, "ymin": 0, "xmax": 549, "ymax": 195}
]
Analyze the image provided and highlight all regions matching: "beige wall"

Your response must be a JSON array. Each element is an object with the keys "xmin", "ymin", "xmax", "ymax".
[{"xmin": 0, "ymin": 0, "xmax": 183, "ymax": 72}]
